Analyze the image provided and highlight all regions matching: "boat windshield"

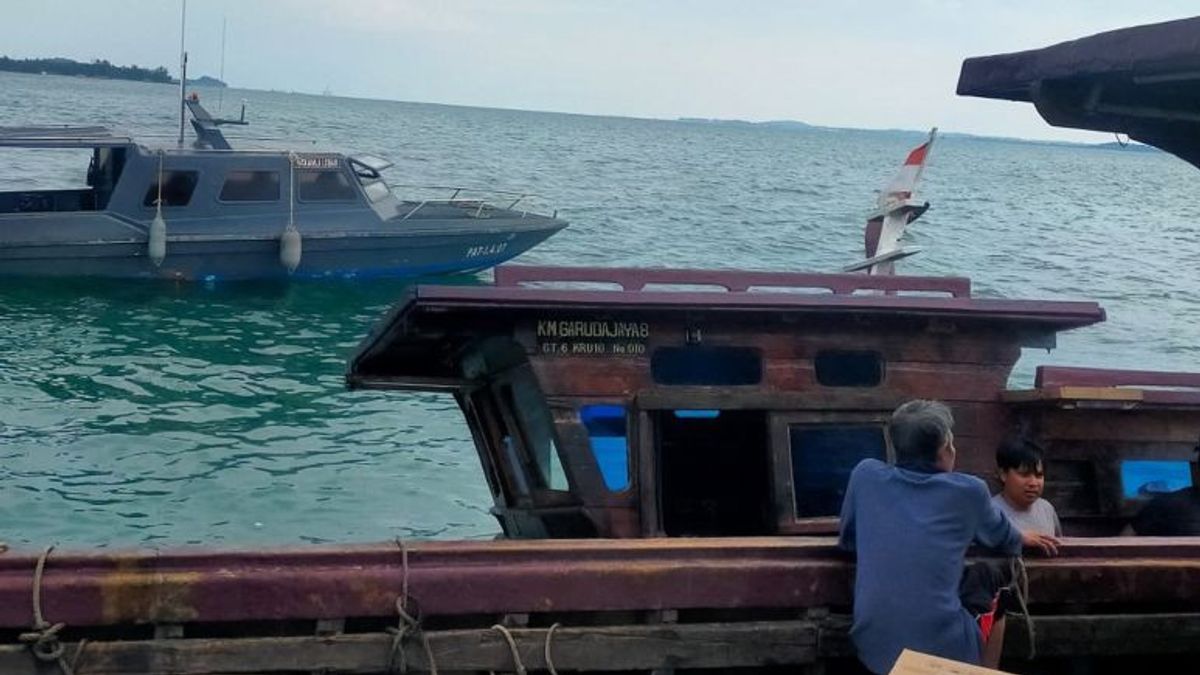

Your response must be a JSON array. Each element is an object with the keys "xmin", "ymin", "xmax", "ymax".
[{"xmin": 348, "ymin": 156, "xmax": 393, "ymax": 203}]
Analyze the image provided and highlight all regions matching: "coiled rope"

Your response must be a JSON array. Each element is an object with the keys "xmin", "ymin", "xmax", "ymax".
[{"xmin": 17, "ymin": 546, "xmax": 88, "ymax": 675}]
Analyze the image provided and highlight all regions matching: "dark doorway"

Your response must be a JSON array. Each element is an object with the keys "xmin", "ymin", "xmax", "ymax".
[{"xmin": 657, "ymin": 409, "xmax": 772, "ymax": 536}]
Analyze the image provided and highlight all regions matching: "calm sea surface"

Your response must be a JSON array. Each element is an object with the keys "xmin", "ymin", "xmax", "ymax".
[{"xmin": 2, "ymin": 72, "xmax": 1198, "ymax": 548}]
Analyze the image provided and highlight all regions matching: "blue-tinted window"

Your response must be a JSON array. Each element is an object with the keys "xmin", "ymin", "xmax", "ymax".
[
  {"xmin": 791, "ymin": 425, "xmax": 887, "ymax": 517},
  {"xmin": 674, "ymin": 409, "xmax": 721, "ymax": 419},
  {"xmin": 1121, "ymin": 460, "xmax": 1194, "ymax": 499},
  {"xmin": 651, "ymin": 346, "xmax": 761, "ymax": 386},
  {"xmin": 581, "ymin": 405, "xmax": 629, "ymax": 491}
]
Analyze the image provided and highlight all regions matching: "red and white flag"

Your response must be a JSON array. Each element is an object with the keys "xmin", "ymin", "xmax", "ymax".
[{"xmin": 878, "ymin": 128, "xmax": 936, "ymax": 210}]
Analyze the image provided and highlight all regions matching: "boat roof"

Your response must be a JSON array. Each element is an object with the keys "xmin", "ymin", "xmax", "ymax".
[
  {"xmin": 957, "ymin": 16, "xmax": 1200, "ymax": 169},
  {"xmin": 0, "ymin": 125, "xmax": 135, "ymax": 149},
  {"xmin": 349, "ymin": 265, "xmax": 1106, "ymax": 386}
]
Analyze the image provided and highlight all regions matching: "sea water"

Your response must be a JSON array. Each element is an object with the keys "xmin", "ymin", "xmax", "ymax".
[{"xmin": 1, "ymin": 71, "xmax": 1197, "ymax": 547}]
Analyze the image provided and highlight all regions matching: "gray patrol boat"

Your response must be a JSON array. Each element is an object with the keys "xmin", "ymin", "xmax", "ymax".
[{"xmin": 0, "ymin": 97, "xmax": 566, "ymax": 281}]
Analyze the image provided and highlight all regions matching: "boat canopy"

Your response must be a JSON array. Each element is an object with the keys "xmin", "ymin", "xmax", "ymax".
[
  {"xmin": 0, "ymin": 125, "xmax": 134, "ymax": 149},
  {"xmin": 957, "ymin": 16, "xmax": 1200, "ymax": 169}
]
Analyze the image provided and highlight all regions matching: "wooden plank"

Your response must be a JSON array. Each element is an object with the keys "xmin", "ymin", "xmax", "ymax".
[
  {"xmin": 1003, "ymin": 613, "xmax": 1200, "ymax": 657},
  {"xmin": 1003, "ymin": 386, "xmax": 1144, "ymax": 404},
  {"xmin": 0, "ymin": 621, "xmax": 819, "ymax": 674},
  {"xmin": 1037, "ymin": 366, "xmax": 1200, "ymax": 390},
  {"xmin": 1036, "ymin": 408, "xmax": 1200, "ymax": 443},
  {"xmin": 889, "ymin": 649, "xmax": 1009, "ymax": 675}
]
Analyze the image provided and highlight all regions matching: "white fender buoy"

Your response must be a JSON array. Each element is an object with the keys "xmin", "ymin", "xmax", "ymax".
[
  {"xmin": 280, "ymin": 225, "xmax": 302, "ymax": 274},
  {"xmin": 148, "ymin": 211, "xmax": 167, "ymax": 267}
]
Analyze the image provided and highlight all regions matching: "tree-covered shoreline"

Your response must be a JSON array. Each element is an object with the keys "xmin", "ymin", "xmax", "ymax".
[{"xmin": 0, "ymin": 56, "xmax": 174, "ymax": 83}]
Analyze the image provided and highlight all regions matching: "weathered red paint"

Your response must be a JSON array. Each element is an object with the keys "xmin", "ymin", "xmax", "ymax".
[{"xmin": 0, "ymin": 538, "xmax": 1196, "ymax": 629}]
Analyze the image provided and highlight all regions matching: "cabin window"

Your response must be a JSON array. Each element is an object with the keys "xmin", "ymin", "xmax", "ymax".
[
  {"xmin": 790, "ymin": 425, "xmax": 887, "ymax": 517},
  {"xmin": 506, "ymin": 378, "xmax": 569, "ymax": 491},
  {"xmin": 814, "ymin": 350, "xmax": 884, "ymax": 387},
  {"xmin": 219, "ymin": 170, "xmax": 280, "ymax": 202},
  {"xmin": 651, "ymin": 346, "xmax": 762, "ymax": 386},
  {"xmin": 1121, "ymin": 460, "xmax": 1194, "ymax": 499},
  {"xmin": 142, "ymin": 171, "xmax": 199, "ymax": 207},
  {"xmin": 298, "ymin": 169, "xmax": 358, "ymax": 202},
  {"xmin": 580, "ymin": 405, "xmax": 629, "ymax": 491}
]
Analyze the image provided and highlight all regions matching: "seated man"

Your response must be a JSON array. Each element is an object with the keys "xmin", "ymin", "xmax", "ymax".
[
  {"xmin": 839, "ymin": 400, "xmax": 1059, "ymax": 674},
  {"xmin": 992, "ymin": 440, "xmax": 1063, "ymax": 536},
  {"xmin": 1128, "ymin": 444, "xmax": 1200, "ymax": 536}
]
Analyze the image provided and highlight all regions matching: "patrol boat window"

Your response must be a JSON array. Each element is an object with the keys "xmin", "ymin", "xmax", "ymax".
[
  {"xmin": 348, "ymin": 156, "xmax": 393, "ymax": 203},
  {"xmin": 219, "ymin": 170, "xmax": 280, "ymax": 202},
  {"xmin": 142, "ymin": 171, "xmax": 199, "ymax": 207},
  {"xmin": 298, "ymin": 169, "xmax": 358, "ymax": 202}
]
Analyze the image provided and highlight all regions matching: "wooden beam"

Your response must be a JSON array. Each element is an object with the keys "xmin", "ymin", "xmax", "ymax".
[
  {"xmin": 0, "ymin": 621, "xmax": 818, "ymax": 674},
  {"xmin": 1003, "ymin": 612, "xmax": 1200, "ymax": 657}
]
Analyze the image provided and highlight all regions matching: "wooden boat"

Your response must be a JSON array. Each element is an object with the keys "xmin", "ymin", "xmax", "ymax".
[{"xmin": 3, "ymin": 17, "xmax": 1200, "ymax": 675}]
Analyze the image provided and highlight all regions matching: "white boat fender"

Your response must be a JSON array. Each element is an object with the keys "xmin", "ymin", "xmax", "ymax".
[
  {"xmin": 149, "ymin": 152, "xmax": 168, "ymax": 267},
  {"xmin": 280, "ymin": 225, "xmax": 302, "ymax": 273},
  {"xmin": 148, "ymin": 212, "xmax": 168, "ymax": 267}
]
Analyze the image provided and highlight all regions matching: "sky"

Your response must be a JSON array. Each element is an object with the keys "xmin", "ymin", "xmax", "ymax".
[{"xmin": 2, "ymin": 1, "xmax": 1198, "ymax": 142}]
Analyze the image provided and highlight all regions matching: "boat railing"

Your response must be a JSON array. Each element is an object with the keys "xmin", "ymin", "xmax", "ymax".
[
  {"xmin": 494, "ymin": 265, "xmax": 972, "ymax": 297},
  {"xmin": 388, "ymin": 183, "xmax": 546, "ymax": 220}
]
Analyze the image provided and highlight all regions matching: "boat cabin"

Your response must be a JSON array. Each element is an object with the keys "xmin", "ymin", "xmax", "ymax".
[
  {"xmin": 0, "ymin": 127, "xmax": 381, "ymax": 218},
  {"xmin": 344, "ymin": 264, "xmax": 1200, "ymax": 540}
]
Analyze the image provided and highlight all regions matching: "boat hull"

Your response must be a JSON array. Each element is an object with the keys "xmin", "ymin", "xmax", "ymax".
[
  {"xmin": 0, "ymin": 538, "xmax": 1196, "ymax": 673},
  {"xmin": 0, "ymin": 219, "xmax": 564, "ymax": 281}
]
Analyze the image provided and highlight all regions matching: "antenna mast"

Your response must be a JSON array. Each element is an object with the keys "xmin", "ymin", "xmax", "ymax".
[
  {"xmin": 177, "ymin": 0, "xmax": 188, "ymax": 147},
  {"xmin": 218, "ymin": 15, "xmax": 226, "ymax": 112}
]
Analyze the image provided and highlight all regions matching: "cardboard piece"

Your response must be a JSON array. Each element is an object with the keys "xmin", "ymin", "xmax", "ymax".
[{"xmin": 888, "ymin": 649, "xmax": 1012, "ymax": 675}]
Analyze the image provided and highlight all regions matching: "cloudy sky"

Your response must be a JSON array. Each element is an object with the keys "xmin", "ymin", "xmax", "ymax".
[{"xmin": 2, "ymin": 1, "xmax": 1197, "ymax": 141}]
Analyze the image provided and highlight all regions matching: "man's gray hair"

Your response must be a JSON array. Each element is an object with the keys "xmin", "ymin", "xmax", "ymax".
[{"xmin": 889, "ymin": 400, "xmax": 955, "ymax": 465}]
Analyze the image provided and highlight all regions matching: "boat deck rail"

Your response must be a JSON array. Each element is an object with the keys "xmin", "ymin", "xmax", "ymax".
[
  {"xmin": 494, "ymin": 264, "xmax": 973, "ymax": 296},
  {"xmin": 0, "ymin": 537, "xmax": 1196, "ymax": 629},
  {"xmin": 390, "ymin": 183, "xmax": 545, "ymax": 219},
  {"xmin": 1007, "ymin": 365, "xmax": 1200, "ymax": 407}
]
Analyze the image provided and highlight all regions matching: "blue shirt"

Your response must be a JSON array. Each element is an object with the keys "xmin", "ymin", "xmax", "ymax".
[{"xmin": 838, "ymin": 459, "xmax": 1023, "ymax": 674}]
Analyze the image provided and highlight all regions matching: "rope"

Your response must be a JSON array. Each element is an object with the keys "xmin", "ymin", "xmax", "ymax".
[
  {"xmin": 490, "ymin": 624, "xmax": 527, "ymax": 675},
  {"xmin": 387, "ymin": 538, "xmax": 437, "ymax": 675},
  {"xmin": 1009, "ymin": 557, "xmax": 1036, "ymax": 660},
  {"xmin": 17, "ymin": 546, "xmax": 81, "ymax": 675},
  {"xmin": 543, "ymin": 622, "xmax": 561, "ymax": 675}
]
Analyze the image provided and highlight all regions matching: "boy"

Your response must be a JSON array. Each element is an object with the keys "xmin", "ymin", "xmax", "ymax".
[
  {"xmin": 992, "ymin": 440, "xmax": 1062, "ymax": 536},
  {"xmin": 839, "ymin": 400, "xmax": 1059, "ymax": 674}
]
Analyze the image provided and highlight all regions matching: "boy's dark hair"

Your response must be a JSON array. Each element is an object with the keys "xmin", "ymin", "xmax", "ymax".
[
  {"xmin": 889, "ymin": 400, "xmax": 954, "ymax": 465},
  {"xmin": 996, "ymin": 439, "xmax": 1045, "ymax": 472}
]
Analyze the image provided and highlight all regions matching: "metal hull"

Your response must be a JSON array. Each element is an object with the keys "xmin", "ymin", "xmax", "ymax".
[{"xmin": 0, "ymin": 219, "xmax": 564, "ymax": 281}]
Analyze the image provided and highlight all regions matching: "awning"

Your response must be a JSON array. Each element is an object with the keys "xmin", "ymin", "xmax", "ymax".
[
  {"xmin": 957, "ymin": 16, "xmax": 1200, "ymax": 169},
  {"xmin": 0, "ymin": 125, "xmax": 134, "ymax": 149}
]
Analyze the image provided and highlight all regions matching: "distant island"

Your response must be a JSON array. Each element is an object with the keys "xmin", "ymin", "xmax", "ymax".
[
  {"xmin": 679, "ymin": 117, "xmax": 813, "ymax": 130},
  {"xmin": 676, "ymin": 116, "xmax": 1161, "ymax": 152},
  {"xmin": 0, "ymin": 56, "xmax": 177, "ymax": 84},
  {"xmin": 190, "ymin": 75, "xmax": 228, "ymax": 88}
]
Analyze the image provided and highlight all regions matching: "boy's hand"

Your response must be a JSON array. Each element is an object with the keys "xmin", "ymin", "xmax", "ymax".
[{"xmin": 1021, "ymin": 530, "xmax": 1060, "ymax": 556}]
